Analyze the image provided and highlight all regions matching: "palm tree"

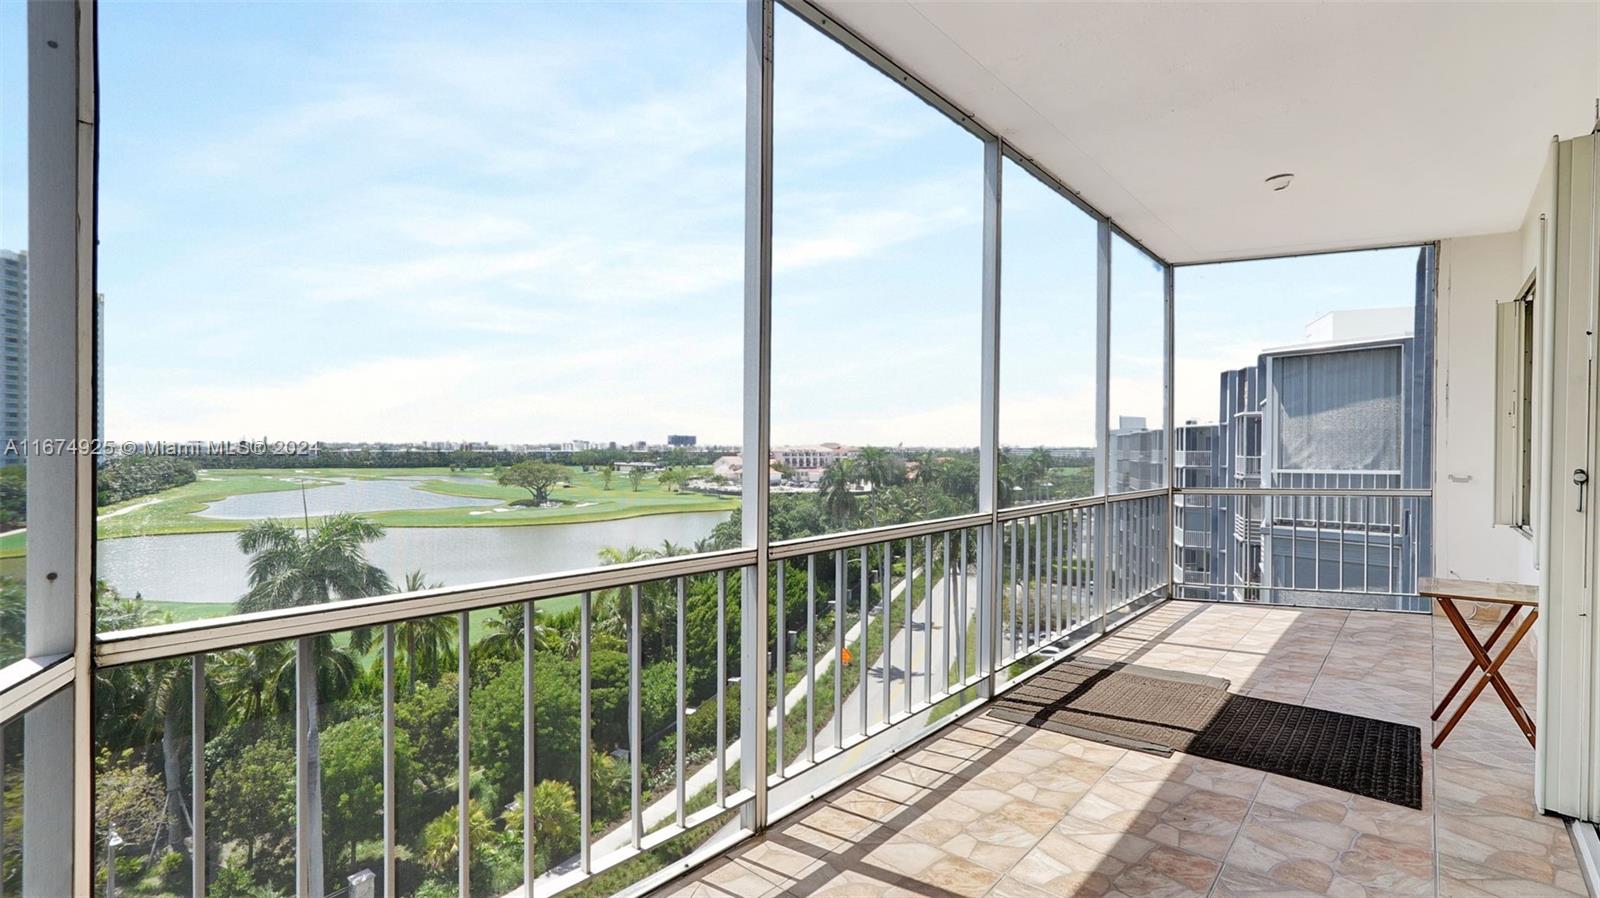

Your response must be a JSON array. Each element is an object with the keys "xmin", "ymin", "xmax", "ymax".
[
  {"xmin": 597, "ymin": 545, "xmax": 658, "ymax": 566},
  {"xmin": 236, "ymin": 515, "xmax": 392, "ymax": 613},
  {"xmin": 235, "ymin": 514, "xmax": 392, "ymax": 898},
  {"xmin": 912, "ymin": 451, "xmax": 943, "ymax": 491},
  {"xmin": 855, "ymin": 446, "xmax": 899, "ymax": 488},
  {"xmin": 211, "ymin": 641, "xmax": 295, "ymax": 725},
  {"xmin": 396, "ymin": 571, "xmax": 457, "ymax": 694},
  {"xmin": 140, "ymin": 660, "xmax": 196, "ymax": 859},
  {"xmin": 819, "ymin": 458, "xmax": 860, "ymax": 525},
  {"xmin": 89, "ymin": 585, "xmax": 202, "ymax": 861},
  {"xmin": 594, "ymin": 544, "xmax": 688, "ymax": 659},
  {"xmin": 477, "ymin": 604, "xmax": 518, "ymax": 665}
]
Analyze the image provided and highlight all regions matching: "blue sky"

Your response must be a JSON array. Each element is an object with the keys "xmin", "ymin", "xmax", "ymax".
[
  {"xmin": 3, "ymin": 1, "xmax": 1421, "ymax": 449},
  {"xmin": 1175, "ymin": 247, "xmax": 1421, "ymax": 425}
]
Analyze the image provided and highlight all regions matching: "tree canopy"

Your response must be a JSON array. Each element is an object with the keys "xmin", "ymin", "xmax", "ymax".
[{"xmin": 497, "ymin": 460, "xmax": 569, "ymax": 506}]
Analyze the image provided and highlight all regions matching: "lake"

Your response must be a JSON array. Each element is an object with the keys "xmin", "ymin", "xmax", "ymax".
[
  {"xmin": 197, "ymin": 476, "xmax": 502, "ymax": 519},
  {"xmin": 97, "ymin": 510, "xmax": 733, "ymax": 604}
]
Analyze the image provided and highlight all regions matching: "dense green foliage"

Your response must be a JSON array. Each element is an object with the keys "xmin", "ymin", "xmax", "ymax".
[
  {"xmin": 96, "ymin": 455, "xmax": 198, "ymax": 508},
  {"xmin": 86, "ymin": 444, "xmax": 1086, "ymax": 898},
  {"xmin": 0, "ymin": 466, "xmax": 23, "ymax": 530}
]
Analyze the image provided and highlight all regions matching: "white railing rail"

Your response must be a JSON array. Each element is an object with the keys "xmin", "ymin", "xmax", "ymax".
[
  {"xmin": 89, "ymin": 491, "xmax": 1171, "ymax": 898},
  {"xmin": 1171, "ymin": 487, "xmax": 1431, "ymax": 612}
]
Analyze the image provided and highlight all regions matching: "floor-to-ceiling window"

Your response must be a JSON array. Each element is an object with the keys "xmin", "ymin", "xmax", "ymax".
[
  {"xmin": 94, "ymin": 4, "xmax": 747, "ymax": 896},
  {"xmin": 998, "ymin": 158, "xmax": 1099, "ymax": 507},
  {"xmin": 769, "ymin": 4, "xmax": 982, "ymax": 542},
  {"xmin": 1108, "ymin": 235, "xmax": 1167, "ymax": 494}
]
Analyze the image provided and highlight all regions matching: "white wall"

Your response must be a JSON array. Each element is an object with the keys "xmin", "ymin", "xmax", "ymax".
[{"xmin": 1434, "ymin": 230, "xmax": 1538, "ymax": 582}]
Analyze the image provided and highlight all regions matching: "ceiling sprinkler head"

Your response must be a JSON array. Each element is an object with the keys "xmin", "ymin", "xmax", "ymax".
[{"xmin": 1265, "ymin": 173, "xmax": 1294, "ymax": 192}]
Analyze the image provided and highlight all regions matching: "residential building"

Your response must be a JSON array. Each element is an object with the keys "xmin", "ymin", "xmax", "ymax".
[
  {"xmin": 0, "ymin": 250, "xmax": 24, "ymax": 461},
  {"xmin": 773, "ymin": 442, "xmax": 857, "ymax": 483},
  {"xmin": 1107, "ymin": 415, "xmax": 1164, "ymax": 493},
  {"xmin": 1173, "ymin": 308, "xmax": 1432, "ymax": 610}
]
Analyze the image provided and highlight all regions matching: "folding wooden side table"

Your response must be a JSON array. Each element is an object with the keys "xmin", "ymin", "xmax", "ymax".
[{"xmin": 1420, "ymin": 577, "xmax": 1538, "ymax": 749}]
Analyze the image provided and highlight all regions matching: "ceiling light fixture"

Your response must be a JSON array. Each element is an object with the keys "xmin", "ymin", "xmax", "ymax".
[{"xmin": 1265, "ymin": 173, "xmax": 1294, "ymax": 192}]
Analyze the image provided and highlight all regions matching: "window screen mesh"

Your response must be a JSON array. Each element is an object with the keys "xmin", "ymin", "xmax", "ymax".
[{"xmin": 1274, "ymin": 346, "xmax": 1402, "ymax": 471}]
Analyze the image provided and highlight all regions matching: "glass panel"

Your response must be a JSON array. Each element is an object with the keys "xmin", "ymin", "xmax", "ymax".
[
  {"xmin": 998, "ymin": 159, "xmax": 1098, "ymax": 506},
  {"xmin": 94, "ymin": 655, "xmax": 196, "ymax": 898},
  {"xmin": 394, "ymin": 614, "xmax": 461, "ymax": 897},
  {"xmin": 768, "ymin": 5, "xmax": 982, "ymax": 540},
  {"xmin": 204, "ymin": 642, "xmax": 296, "ymax": 897},
  {"xmin": 317, "ymin": 630, "xmax": 387, "ymax": 897},
  {"xmin": 95, "ymin": 1, "xmax": 745, "ymax": 629},
  {"xmin": 0, "ymin": 0, "xmax": 27, "ymax": 667},
  {"xmin": 1108, "ymin": 235, "xmax": 1165, "ymax": 494}
]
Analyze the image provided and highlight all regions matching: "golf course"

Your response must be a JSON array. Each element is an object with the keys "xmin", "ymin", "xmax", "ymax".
[{"xmin": 0, "ymin": 465, "xmax": 740, "ymax": 619}]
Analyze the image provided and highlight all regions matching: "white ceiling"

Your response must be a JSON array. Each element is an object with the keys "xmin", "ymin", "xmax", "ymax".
[{"xmin": 811, "ymin": 1, "xmax": 1600, "ymax": 263}]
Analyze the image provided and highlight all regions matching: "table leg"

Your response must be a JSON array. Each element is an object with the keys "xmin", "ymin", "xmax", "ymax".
[
  {"xmin": 1437, "ymin": 599, "xmax": 1537, "ymax": 740},
  {"xmin": 1432, "ymin": 601, "xmax": 1520, "ymax": 720},
  {"xmin": 1433, "ymin": 607, "xmax": 1537, "ymax": 749}
]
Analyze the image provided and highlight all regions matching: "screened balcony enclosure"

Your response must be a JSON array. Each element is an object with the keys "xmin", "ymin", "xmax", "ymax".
[{"xmin": 6, "ymin": 2, "xmax": 1599, "ymax": 898}]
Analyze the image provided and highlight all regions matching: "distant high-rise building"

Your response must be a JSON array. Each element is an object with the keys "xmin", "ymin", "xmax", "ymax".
[
  {"xmin": 96, "ymin": 292, "xmax": 104, "ymax": 442},
  {"xmin": 0, "ymin": 251, "xmax": 25, "ymax": 464},
  {"xmin": 667, "ymin": 434, "xmax": 697, "ymax": 447},
  {"xmin": 1107, "ymin": 415, "xmax": 1164, "ymax": 492}
]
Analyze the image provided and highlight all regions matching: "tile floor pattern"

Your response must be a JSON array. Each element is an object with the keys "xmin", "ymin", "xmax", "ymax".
[{"xmin": 652, "ymin": 601, "xmax": 1588, "ymax": 898}]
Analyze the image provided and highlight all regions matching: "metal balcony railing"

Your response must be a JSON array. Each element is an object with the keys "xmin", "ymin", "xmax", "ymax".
[
  {"xmin": 1172, "ymin": 487, "xmax": 1431, "ymax": 612},
  {"xmin": 89, "ymin": 491, "xmax": 1170, "ymax": 898},
  {"xmin": 1234, "ymin": 454, "xmax": 1262, "ymax": 478}
]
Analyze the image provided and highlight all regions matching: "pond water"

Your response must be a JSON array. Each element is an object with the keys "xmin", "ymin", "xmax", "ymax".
[
  {"xmin": 197, "ymin": 477, "xmax": 501, "ymax": 519},
  {"xmin": 97, "ymin": 510, "xmax": 733, "ymax": 605}
]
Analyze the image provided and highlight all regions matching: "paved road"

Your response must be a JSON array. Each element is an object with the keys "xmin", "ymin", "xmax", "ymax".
[
  {"xmin": 805, "ymin": 565, "xmax": 975, "ymax": 759},
  {"xmin": 528, "ymin": 561, "xmax": 978, "ymax": 892}
]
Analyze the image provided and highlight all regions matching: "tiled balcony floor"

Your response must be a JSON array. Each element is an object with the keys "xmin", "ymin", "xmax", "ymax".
[{"xmin": 653, "ymin": 600, "xmax": 1587, "ymax": 898}]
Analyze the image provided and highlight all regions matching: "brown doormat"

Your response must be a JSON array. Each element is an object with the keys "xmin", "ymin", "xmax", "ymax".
[{"xmin": 988, "ymin": 660, "xmax": 1423, "ymax": 809}]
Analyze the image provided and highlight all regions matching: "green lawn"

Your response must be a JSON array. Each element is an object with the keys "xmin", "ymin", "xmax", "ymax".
[
  {"xmin": 0, "ymin": 467, "xmax": 738, "ymax": 559},
  {"xmin": 148, "ymin": 600, "xmax": 236, "ymax": 623}
]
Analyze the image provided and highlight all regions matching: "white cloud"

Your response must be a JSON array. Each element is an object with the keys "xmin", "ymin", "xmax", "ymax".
[{"xmin": 101, "ymin": 5, "xmax": 996, "ymax": 447}]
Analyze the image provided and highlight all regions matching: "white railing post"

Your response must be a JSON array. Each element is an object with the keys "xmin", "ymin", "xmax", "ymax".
[
  {"xmin": 978, "ymin": 137, "xmax": 1002, "ymax": 696},
  {"xmin": 295, "ymin": 637, "xmax": 323, "ymax": 898},
  {"xmin": 1164, "ymin": 263, "xmax": 1176, "ymax": 599},
  {"xmin": 191, "ymin": 655, "xmax": 205, "ymax": 898},
  {"xmin": 740, "ymin": 0, "xmax": 774, "ymax": 833},
  {"xmin": 1094, "ymin": 222, "xmax": 1113, "ymax": 630},
  {"xmin": 382, "ymin": 625, "xmax": 396, "ymax": 898},
  {"xmin": 458, "ymin": 612, "xmax": 471, "ymax": 898}
]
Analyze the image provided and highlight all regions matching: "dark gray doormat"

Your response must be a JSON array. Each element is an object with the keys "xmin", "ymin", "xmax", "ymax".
[{"xmin": 987, "ymin": 660, "xmax": 1423, "ymax": 809}]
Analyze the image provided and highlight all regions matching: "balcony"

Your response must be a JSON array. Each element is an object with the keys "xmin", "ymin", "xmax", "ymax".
[
  {"xmin": 7, "ymin": 0, "xmax": 1599, "ymax": 895},
  {"xmin": 653, "ymin": 600, "xmax": 1581, "ymax": 898}
]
